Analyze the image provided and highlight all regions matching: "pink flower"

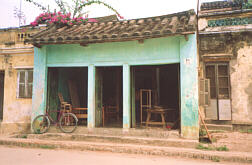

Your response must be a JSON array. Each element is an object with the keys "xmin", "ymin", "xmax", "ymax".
[
  {"xmin": 118, "ymin": 14, "xmax": 124, "ymax": 19},
  {"xmin": 31, "ymin": 21, "xmax": 38, "ymax": 26},
  {"xmin": 88, "ymin": 18, "xmax": 97, "ymax": 22}
]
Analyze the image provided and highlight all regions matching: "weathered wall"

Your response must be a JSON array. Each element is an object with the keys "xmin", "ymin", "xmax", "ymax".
[
  {"xmin": 198, "ymin": 7, "xmax": 252, "ymax": 124},
  {"xmin": 198, "ymin": 11, "xmax": 252, "ymax": 33},
  {"xmin": 0, "ymin": 51, "xmax": 34, "ymax": 133},
  {"xmin": 180, "ymin": 34, "xmax": 199, "ymax": 139},
  {"xmin": 230, "ymin": 44, "xmax": 252, "ymax": 124},
  {"xmin": 199, "ymin": 30, "xmax": 252, "ymax": 124},
  {"xmin": 0, "ymin": 27, "xmax": 37, "ymax": 134}
]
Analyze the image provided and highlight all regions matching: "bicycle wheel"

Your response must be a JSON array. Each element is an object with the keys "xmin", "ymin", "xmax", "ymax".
[
  {"xmin": 32, "ymin": 115, "xmax": 50, "ymax": 134},
  {"xmin": 59, "ymin": 113, "xmax": 78, "ymax": 133}
]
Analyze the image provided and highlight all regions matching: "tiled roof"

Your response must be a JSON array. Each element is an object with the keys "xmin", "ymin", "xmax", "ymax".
[
  {"xmin": 201, "ymin": 0, "xmax": 243, "ymax": 11},
  {"xmin": 27, "ymin": 10, "xmax": 196, "ymax": 46}
]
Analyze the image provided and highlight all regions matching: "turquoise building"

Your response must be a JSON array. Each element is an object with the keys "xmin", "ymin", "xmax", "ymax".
[{"xmin": 28, "ymin": 10, "xmax": 199, "ymax": 139}]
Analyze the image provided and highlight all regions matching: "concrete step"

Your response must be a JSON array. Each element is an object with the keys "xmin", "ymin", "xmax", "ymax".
[
  {"xmin": 0, "ymin": 137, "xmax": 251, "ymax": 164},
  {"xmin": 23, "ymin": 133, "xmax": 198, "ymax": 149},
  {"xmin": 204, "ymin": 120, "xmax": 232, "ymax": 125},
  {"xmin": 46, "ymin": 126, "xmax": 180, "ymax": 139},
  {"xmin": 204, "ymin": 124, "xmax": 233, "ymax": 131}
]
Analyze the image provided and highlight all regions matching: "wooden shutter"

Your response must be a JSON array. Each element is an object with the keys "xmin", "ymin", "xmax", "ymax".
[
  {"xmin": 27, "ymin": 70, "xmax": 33, "ymax": 98},
  {"xmin": 199, "ymin": 78, "xmax": 211, "ymax": 106},
  {"xmin": 18, "ymin": 71, "xmax": 25, "ymax": 98},
  {"xmin": 17, "ymin": 70, "xmax": 33, "ymax": 98}
]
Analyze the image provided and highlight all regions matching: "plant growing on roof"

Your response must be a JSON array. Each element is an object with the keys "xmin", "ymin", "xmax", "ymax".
[{"xmin": 25, "ymin": 0, "xmax": 123, "ymax": 26}]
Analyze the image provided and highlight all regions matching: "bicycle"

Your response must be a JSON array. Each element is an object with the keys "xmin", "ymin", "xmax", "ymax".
[{"xmin": 32, "ymin": 107, "xmax": 78, "ymax": 134}]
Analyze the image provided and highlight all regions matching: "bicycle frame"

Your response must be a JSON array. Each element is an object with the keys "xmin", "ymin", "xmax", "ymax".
[{"xmin": 45, "ymin": 106, "xmax": 65, "ymax": 125}]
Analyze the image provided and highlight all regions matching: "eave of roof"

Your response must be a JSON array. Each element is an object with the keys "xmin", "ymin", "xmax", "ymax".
[{"xmin": 26, "ymin": 9, "xmax": 196, "ymax": 47}]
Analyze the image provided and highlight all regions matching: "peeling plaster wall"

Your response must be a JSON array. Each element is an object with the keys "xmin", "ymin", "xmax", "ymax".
[
  {"xmin": 0, "ymin": 47, "xmax": 34, "ymax": 134},
  {"xmin": 230, "ymin": 45, "xmax": 252, "ymax": 124},
  {"xmin": 199, "ymin": 30, "xmax": 252, "ymax": 124},
  {"xmin": 0, "ymin": 27, "xmax": 43, "ymax": 133},
  {"xmin": 2, "ymin": 54, "xmax": 33, "ymax": 123},
  {"xmin": 198, "ymin": 8, "xmax": 252, "ymax": 124}
]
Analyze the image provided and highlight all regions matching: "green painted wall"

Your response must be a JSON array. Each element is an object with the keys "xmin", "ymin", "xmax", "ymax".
[
  {"xmin": 31, "ymin": 47, "xmax": 48, "ymax": 123},
  {"xmin": 46, "ymin": 36, "xmax": 180, "ymax": 67},
  {"xmin": 180, "ymin": 34, "xmax": 199, "ymax": 139}
]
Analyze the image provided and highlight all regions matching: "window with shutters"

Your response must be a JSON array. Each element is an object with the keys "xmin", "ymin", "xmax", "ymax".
[
  {"xmin": 17, "ymin": 69, "xmax": 33, "ymax": 98},
  {"xmin": 199, "ymin": 78, "xmax": 210, "ymax": 106},
  {"xmin": 205, "ymin": 63, "xmax": 230, "ymax": 100}
]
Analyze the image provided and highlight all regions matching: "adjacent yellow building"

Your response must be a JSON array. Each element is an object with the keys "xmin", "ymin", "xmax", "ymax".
[{"xmin": 0, "ymin": 26, "xmax": 44, "ymax": 133}]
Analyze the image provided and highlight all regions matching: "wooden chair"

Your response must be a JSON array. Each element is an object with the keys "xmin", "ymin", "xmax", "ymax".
[
  {"xmin": 58, "ymin": 93, "xmax": 72, "ymax": 113},
  {"xmin": 58, "ymin": 93, "xmax": 87, "ymax": 120}
]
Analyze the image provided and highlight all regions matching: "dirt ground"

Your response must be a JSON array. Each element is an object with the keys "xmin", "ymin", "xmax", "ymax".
[
  {"xmin": 211, "ymin": 132, "xmax": 252, "ymax": 152},
  {"xmin": 0, "ymin": 145, "xmax": 243, "ymax": 165}
]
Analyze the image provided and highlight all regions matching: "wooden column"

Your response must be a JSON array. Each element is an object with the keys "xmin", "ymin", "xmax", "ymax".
[
  {"xmin": 88, "ymin": 64, "xmax": 96, "ymax": 128},
  {"xmin": 123, "ymin": 64, "xmax": 131, "ymax": 129}
]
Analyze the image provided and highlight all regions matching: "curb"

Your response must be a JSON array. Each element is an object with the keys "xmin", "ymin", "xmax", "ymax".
[
  {"xmin": 0, "ymin": 138, "xmax": 251, "ymax": 164},
  {"xmin": 25, "ymin": 133, "xmax": 198, "ymax": 149}
]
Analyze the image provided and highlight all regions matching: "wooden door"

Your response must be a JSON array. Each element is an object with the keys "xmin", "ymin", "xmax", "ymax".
[
  {"xmin": 205, "ymin": 63, "xmax": 231, "ymax": 120},
  {"xmin": 217, "ymin": 64, "xmax": 231, "ymax": 120},
  {"xmin": 95, "ymin": 68, "xmax": 103, "ymax": 127},
  {"xmin": 0, "ymin": 71, "xmax": 4, "ymax": 120}
]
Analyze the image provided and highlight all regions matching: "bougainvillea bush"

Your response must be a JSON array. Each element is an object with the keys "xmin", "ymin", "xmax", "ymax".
[
  {"xmin": 30, "ymin": 12, "xmax": 98, "ymax": 26},
  {"xmin": 27, "ymin": 0, "xmax": 123, "ymax": 27}
]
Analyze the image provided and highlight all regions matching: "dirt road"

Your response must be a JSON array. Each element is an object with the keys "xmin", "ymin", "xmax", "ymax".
[{"xmin": 0, "ymin": 145, "xmax": 242, "ymax": 165}]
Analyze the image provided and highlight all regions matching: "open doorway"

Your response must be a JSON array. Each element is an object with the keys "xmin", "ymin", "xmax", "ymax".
[
  {"xmin": 96, "ymin": 66, "xmax": 123, "ymax": 128},
  {"xmin": 0, "ymin": 71, "xmax": 4, "ymax": 121},
  {"xmin": 47, "ymin": 67, "xmax": 88, "ymax": 125},
  {"xmin": 131, "ymin": 64, "xmax": 180, "ymax": 129}
]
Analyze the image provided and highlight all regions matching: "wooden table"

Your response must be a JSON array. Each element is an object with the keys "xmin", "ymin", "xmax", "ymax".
[{"xmin": 145, "ymin": 108, "xmax": 176, "ymax": 128}]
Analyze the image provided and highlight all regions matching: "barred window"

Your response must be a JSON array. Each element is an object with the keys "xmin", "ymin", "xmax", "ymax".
[{"xmin": 17, "ymin": 70, "xmax": 33, "ymax": 98}]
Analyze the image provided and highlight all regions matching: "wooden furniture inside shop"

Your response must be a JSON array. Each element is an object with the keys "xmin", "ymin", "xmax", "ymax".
[
  {"xmin": 145, "ymin": 106, "xmax": 176, "ymax": 128},
  {"xmin": 140, "ymin": 89, "xmax": 152, "ymax": 125},
  {"xmin": 140, "ymin": 89, "xmax": 176, "ymax": 128},
  {"xmin": 58, "ymin": 93, "xmax": 72, "ymax": 113},
  {"xmin": 67, "ymin": 80, "xmax": 88, "ymax": 120}
]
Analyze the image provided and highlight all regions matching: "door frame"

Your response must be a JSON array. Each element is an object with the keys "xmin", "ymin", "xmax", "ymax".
[
  {"xmin": 0, "ymin": 70, "xmax": 5, "ymax": 120},
  {"xmin": 204, "ymin": 62, "xmax": 232, "ymax": 120}
]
